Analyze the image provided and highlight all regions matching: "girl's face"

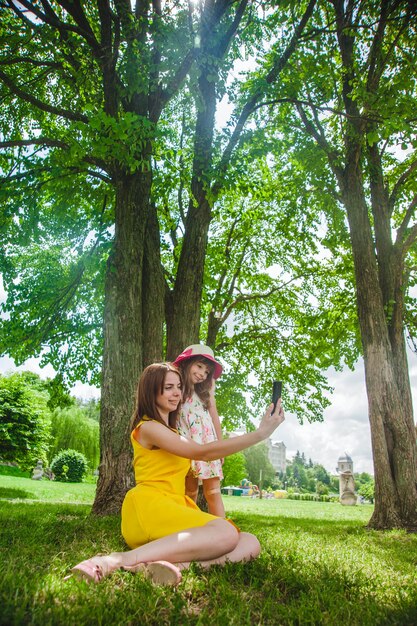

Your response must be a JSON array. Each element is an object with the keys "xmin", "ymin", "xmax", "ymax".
[
  {"xmin": 156, "ymin": 371, "xmax": 182, "ymax": 417},
  {"xmin": 189, "ymin": 360, "xmax": 212, "ymax": 386}
]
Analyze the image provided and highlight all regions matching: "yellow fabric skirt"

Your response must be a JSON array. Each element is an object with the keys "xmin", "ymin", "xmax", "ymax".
[{"xmin": 121, "ymin": 484, "xmax": 219, "ymax": 549}]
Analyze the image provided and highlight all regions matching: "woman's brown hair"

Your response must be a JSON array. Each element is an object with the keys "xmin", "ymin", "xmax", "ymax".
[
  {"xmin": 178, "ymin": 356, "xmax": 215, "ymax": 409},
  {"xmin": 130, "ymin": 362, "xmax": 183, "ymax": 431}
]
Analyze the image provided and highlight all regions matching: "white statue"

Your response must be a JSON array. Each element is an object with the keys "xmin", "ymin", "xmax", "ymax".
[
  {"xmin": 337, "ymin": 453, "xmax": 357, "ymax": 506},
  {"xmin": 32, "ymin": 460, "xmax": 44, "ymax": 480}
]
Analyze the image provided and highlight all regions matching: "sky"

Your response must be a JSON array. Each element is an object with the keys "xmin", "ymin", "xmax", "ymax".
[{"xmin": 277, "ymin": 348, "xmax": 417, "ymax": 476}]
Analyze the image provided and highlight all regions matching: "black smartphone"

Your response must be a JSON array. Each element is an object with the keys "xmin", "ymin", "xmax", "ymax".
[{"xmin": 272, "ymin": 380, "xmax": 282, "ymax": 412}]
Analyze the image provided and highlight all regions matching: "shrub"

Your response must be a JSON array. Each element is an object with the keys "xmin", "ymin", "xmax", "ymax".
[
  {"xmin": 49, "ymin": 406, "xmax": 99, "ymax": 471},
  {"xmin": 50, "ymin": 449, "xmax": 88, "ymax": 482},
  {"xmin": 222, "ymin": 451, "xmax": 247, "ymax": 487},
  {"xmin": 0, "ymin": 372, "xmax": 51, "ymax": 471}
]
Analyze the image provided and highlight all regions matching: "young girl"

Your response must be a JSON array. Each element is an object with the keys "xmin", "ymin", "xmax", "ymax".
[
  {"xmin": 173, "ymin": 344, "xmax": 225, "ymax": 516},
  {"xmin": 69, "ymin": 362, "xmax": 284, "ymax": 585}
]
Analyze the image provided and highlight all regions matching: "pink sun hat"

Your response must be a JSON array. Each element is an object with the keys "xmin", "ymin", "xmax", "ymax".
[{"xmin": 173, "ymin": 344, "xmax": 223, "ymax": 380}]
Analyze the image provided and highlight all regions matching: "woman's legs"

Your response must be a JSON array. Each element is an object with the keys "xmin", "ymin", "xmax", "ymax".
[
  {"xmin": 173, "ymin": 532, "xmax": 261, "ymax": 570},
  {"xmin": 202, "ymin": 476, "xmax": 225, "ymax": 517},
  {"xmin": 76, "ymin": 518, "xmax": 240, "ymax": 574}
]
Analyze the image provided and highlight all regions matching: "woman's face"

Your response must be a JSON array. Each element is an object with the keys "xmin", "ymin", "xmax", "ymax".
[
  {"xmin": 156, "ymin": 371, "xmax": 182, "ymax": 417},
  {"xmin": 189, "ymin": 360, "xmax": 212, "ymax": 385}
]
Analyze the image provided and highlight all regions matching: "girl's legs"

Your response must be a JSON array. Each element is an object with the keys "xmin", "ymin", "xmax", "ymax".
[
  {"xmin": 203, "ymin": 476, "xmax": 225, "ymax": 517},
  {"xmin": 185, "ymin": 474, "xmax": 199, "ymax": 503}
]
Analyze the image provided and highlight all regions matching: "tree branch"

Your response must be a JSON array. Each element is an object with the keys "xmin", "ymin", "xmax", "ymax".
[
  {"xmin": 0, "ymin": 69, "xmax": 89, "ymax": 123},
  {"xmin": 154, "ymin": 47, "xmax": 198, "ymax": 118},
  {"xmin": 396, "ymin": 194, "xmax": 417, "ymax": 254},
  {"xmin": 0, "ymin": 57, "xmax": 62, "ymax": 70},
  {"xmin": 8, "ymin": 0, "xmax": 100, "ymax": 52},
  {"xmin": 212, "ymin": 0, "xmax": 318, "ymax": 198},
  {"xmin": 0, "ymin": 163, "xmax": 111, "ymax": 185},
  {"xmin": 0, "ymin": 138, "xmax": 69, "ymax": 150},
  {"xmin": 389, "ymin": 158, "xmax": 417, "ymax": 215},
  {"xmin": 295, "ymin": 103, "xmax": 344, "ymax": 184},
  {"xmin": 401, "ymin": 219, "xmax": 417, "ymax": 257},
  {"xmin": 216, "ymin": 0, "xmax": 249, "ymax": 59},
  {"xmin": 43, "ymin": 0, "xmax": 101, "ymax": 53}
]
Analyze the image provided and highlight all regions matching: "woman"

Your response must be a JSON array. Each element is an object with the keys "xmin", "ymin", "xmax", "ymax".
[{"xmin": 70, "ymin": 362, "xmax": 285, "ymax": 585}]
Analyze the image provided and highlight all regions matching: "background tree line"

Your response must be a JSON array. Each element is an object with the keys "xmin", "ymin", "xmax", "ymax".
[
  {"xmin": 0, "ymin": 370, "xmax": 100, "ymax": 473},
  {"xmin": 0, "ymin": 1, "xmax": 415, "ymax": 528},
  {"xmin": 2, "ymin": 369, "xmax": 376, "ymax": 502},
  {"xmin": 222, "ymin": 445, "xmax": 374, "ymax": 498}
]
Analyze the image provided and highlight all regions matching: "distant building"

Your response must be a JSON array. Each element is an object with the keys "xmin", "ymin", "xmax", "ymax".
[
  {"xmin": 226, "ymin": 430, "xmax": 287, "ymax": 475},
  {"xmin": 337, "ymin": 453, "xmax": 353, "ymax": 474},
  {"xmin": 267, "ymin": 439, "xmax": 286, "ymax": 474}
]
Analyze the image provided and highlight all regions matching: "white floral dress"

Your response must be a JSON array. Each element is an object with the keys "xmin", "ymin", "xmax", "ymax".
[{"xmin": 177, "ymin": 392, "xmax": 223, "ymax": 480}]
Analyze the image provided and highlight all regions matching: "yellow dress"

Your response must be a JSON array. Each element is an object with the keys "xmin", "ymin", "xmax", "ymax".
[{"xmin": 121, "ymin": 418, "xmax": 219, "ymax": 548}]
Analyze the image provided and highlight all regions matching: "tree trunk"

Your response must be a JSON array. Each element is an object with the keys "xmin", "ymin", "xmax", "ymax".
[
  {"xmin": 166, "ymin": 53, "xmax": 217, "ymax": 359},
  {"xmin": 342, "ymin": 175, "xmax": 417, "ymax": 530},
  {"xmin": 93, "ymin": 171, "xmax": 152, "ymax": 515},
  {"xmin": 165, "ymin": 198, "xmax": 212, "ymax": 359},
  {"xmin": 142, "ymin": 202, "xmax": 165, "ymax": 367}
]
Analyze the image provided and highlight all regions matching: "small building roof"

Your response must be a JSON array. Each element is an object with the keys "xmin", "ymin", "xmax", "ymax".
[{"xmin": 338, "ymin": 453, "xmax": 353, "ymax": 463}]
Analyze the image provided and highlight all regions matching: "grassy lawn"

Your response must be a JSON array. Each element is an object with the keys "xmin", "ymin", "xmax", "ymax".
[
  {"xmin": 0, "ymin": 474, "xmax": 96, "ymax": 505},
  {"xmin": 1, "ymin": 476, "xmax": 417, "ymax": 625}
]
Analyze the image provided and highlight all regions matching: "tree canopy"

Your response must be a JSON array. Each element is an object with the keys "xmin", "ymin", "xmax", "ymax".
[{"xmin": 0, "ymin": 0, "xmax": 416, "ymax": 526}]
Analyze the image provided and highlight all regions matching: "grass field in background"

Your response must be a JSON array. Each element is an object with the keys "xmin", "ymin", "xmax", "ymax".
[
  {"xmin": 0, "ymin": 474, "xmax": 96, "ymax": 505},
  {"xmin": 1, "ymin": 475, "xmax": 417, "ymax": 625}
]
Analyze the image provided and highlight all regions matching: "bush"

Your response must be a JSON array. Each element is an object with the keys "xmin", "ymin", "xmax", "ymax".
[
  {"xmin": 49, "ymin": 406, "xmax": 100, "ymax": 471},
  {"xmin": 50, "ymin": 449, "xmax": 88, "ymax": 483},
  {"xmin": 222, "ymin": 451, "xmax": 247, "ymax": 487},
  {"xmin": 0, "ymin": 372, "xmax": 51, "ymax": 471},
  {"xmin": 358, "ymin": 480, "xmax": 375, "ymax": 503}
]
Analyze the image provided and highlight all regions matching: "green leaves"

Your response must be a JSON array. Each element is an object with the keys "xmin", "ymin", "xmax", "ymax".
[
  {"xmin": 0, "ymin": 237, "xmax": 106, "ymax": 385},
  {"xmin": 87, "ymin": 112, "xmax": 156, "ymax": 173},
  {"xmin": 0, "ymin": 372, "xmax": 51, "ymax": 471}
]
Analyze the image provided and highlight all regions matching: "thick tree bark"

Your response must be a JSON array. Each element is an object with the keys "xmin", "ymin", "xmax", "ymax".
[
  {"xmin": 142, "ymin": 202, "xmax": 165, "ymax": 367},
  {"xmin": 306, "ymin": 0, "xmax": 417, "ymax": 530},
  {"xmin": 93, "ymin": 171, "xmax": 151, "ymax": 515},
  {"xmin": 342, "ymin": 174, "xmax": 417, "ymax": 530},
  {"xmin": 165, "ymin": 52, "xmax": 217, "ymax": 359}
]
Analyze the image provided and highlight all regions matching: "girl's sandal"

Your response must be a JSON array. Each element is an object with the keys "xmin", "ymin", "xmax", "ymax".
[{"xmin": 123, "ymin": 560, "xmax": 182, "ymax": 587}]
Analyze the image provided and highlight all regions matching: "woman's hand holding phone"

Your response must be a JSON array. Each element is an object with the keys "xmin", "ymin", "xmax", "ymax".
[{"xmin": 259, "ymin": 401, "xmax": 284, "ymax": 437}]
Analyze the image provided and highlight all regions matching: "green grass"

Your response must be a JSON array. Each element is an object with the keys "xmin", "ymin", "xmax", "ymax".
[
  {"xmin": 1, "ymin": 477, "xmax": 417, "ymax": 625},
  {"xmin": 0, "ymin": 463, "xmax": 30, "ymax": 478},
  {"xmin": 0, "ymin": 474, "xmax": 96, "ymax": 504}
]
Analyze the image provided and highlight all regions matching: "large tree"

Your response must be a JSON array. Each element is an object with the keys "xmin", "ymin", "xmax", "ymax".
[
  {"xmin": 5, "ymin": 2, "xmax": 414, "ymax": 530},
  {"xmin": 0, "ymin": 1, "xmax": 320, "ymax": 514},
  {"xmin": 262, "ymin": 0, "xmax": 417, "ymax": 529}
]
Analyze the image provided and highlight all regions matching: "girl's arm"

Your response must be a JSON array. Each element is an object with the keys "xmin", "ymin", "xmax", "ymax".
[
  {"xmin": 137, "ymin": 400, "xmax": 284, "ymax": 461},
  {"xmin": 208, "ymin": 381, "xmax": 222, "ymax": 441}
]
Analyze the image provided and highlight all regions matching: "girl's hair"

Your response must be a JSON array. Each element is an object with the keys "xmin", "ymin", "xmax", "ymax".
[
  {"xmin": 178, "ymin": 356, "xmax": 215, "ymax": 409},
  {"xmin": 130, "ymin": 362, "xmax": 182, "ymax": 431}
]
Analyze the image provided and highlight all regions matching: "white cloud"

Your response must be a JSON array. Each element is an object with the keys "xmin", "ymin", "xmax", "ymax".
[
  {"xmin": 275, "ymin": 361, "xmax": 373, "ymax": 475},
  {"xmin": 0, "ymin": 354, "xmax": 99, "ymax": 400}
]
